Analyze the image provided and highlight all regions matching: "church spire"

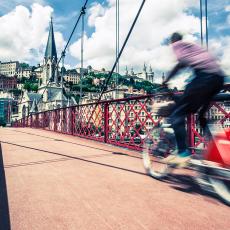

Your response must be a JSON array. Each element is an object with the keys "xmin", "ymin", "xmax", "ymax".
[
  {"xmin": 143, "ymin": 62, "xmax": 147, "ymax": 72},
  {"xmin": 45, "ymin": 17, "xmax": 57, "ymax": 62}
]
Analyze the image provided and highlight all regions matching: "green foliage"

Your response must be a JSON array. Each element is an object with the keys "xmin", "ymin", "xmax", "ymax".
[
  {"xmin": 29, "ymin": 74, "xmax": 38, "ymax": 83},
  {"xmin": 82, "ymin": 76, "xmax": 93, "ymax": 85},
  {"xmin": 31, "ymin": 84, "xmax": 38, "ymax": 92},
  {"xmin": 133, "ymin": 81, "xmax": 160, "ymax": 94},
  {"xmin": 19, "ymin": 63, "xmax": 29, "ymax": 69},
  {"xmin": 23, "ymin": 83, "xmax": 38, "ymax": 92},
  {"xmin": 18, "ymin": 77, "xmax": 28, "ymax": 84},
  {"xmin": 94, "ymin": 73, "xmax": 108, "ymax": 79},
  {"xmin": 9, "ymin": 88, "xmax": 22, "ymax": 96},
  {"xmin": 23, "ymin": 82, "xmax": 31, "ymax": 91},
  {"xmin": 69, "ymin": 70, "xmax": 161, "ymax": 95}
]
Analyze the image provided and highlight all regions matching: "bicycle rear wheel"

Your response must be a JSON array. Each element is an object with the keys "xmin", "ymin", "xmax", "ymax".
[
  {"xmin": 142, "ymin": 121, "xmax": 177, "ymax": 179},
  {"xmin": 208, "ymin": 167, "xmax": 230, "ymax": 205}
]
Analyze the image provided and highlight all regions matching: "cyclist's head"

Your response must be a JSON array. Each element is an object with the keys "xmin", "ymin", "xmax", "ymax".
[{"xmin": 170, "ymin": 32, "xmax": 183, "ymax": 44}]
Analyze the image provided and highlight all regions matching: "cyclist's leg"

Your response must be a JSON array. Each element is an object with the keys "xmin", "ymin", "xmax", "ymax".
[
  {"xmin": 197, "ymin": 73, "xmax": 224, "ymax": 130},
  {"xmin": 168, "ymin": 74, "xmax": 224, "ymax": 164},
  {"xmin": 165, "ymin": 79, "xmax": 211, "ymax": 164}
]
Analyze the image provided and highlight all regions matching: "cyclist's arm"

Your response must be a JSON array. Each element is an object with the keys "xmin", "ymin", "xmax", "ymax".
[{"xmin": 164, "ymin": 62, "xmax": 186, "ymax": 83}]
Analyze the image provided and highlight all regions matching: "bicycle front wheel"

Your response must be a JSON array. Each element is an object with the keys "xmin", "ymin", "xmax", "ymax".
[{"xmin": 142, "ymin": 122, "xmax": 177, "ymax": 179}]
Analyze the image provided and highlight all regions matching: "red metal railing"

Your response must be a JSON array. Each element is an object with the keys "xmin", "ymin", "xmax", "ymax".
[{"xmin": 13, "ymin": 90, "xmax": 230, "ymax": 152}]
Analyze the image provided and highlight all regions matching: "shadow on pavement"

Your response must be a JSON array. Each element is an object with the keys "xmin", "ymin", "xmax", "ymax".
[
  {"xmin": 11, "ymin": 129, "xmax": 141, "ymax": 160},
  {"xmin": 1, "ymin": 141, "xmax": 146, "ymax": 176},
  {"xmin": 165, "ymin": 173, "xmax": 221, "ymax": 204},
  {"xmin": 4, "ymin": 153, "xmax": 117, "ymax": 169},
  {"xmin": 0, "ymin": 142, "xmax": 11, "ymax": 230}
]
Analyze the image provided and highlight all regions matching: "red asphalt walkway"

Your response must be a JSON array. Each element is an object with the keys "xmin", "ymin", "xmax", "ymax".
[{"xmin": 0, "ymin": 127, "xmax": 230, "ymax": 230}]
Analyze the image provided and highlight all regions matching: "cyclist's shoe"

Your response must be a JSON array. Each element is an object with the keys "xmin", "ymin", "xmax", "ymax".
[
  {"xmin": 162, "ymin": 154, "xmax": 177, "ymax": 163},
  {"xmin": 169, "ymin": 150, "xmax": 191, "ymax": 168}
]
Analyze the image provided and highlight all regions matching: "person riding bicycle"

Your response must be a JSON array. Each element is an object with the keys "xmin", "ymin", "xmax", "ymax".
[{"xmin": 163, "ymin": 32, "xmax": 225, "ymax": 166}]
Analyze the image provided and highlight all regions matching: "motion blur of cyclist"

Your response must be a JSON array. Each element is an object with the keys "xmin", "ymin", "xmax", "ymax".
[{"xmin": 163, "ymin": 32, "xmax": 225, "ymax": 166}]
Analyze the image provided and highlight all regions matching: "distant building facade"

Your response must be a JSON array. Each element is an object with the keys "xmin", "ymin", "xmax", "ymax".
[
  {"xmin": 0, "ymin": 98, "xmax": 13, "ymax": 125},
  {"xmin": 17, "ymin": 67, "xmax": 33, "ymax": 79},
  {"xmin": 0, "ymin": 61, "xmax": 19, "ymax": 77},
  {"xmin": 64, "ymin": 70, "xmax": 80, "ymax": 84},
  {"xmin": 0, "ymin": 74, "xmax": 17, "ymax": 90}
]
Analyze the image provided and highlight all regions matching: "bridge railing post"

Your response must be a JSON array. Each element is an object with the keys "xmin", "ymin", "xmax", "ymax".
[
  {"xmin": 104, "ymin": 102, "xmax": 109, "ymax": 143},
  {"xmin": 71, "ymin": 107, "xmax": 75, "ymax": 135},
  {"xmin": 187, "ymin": 113, "xmax": 195, "ymax": 154}
]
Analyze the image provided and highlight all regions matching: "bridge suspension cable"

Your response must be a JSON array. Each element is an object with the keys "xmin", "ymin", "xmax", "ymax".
[{"xmin": 88, "ymin": 0, "xmax": 146, "ymax": 123}]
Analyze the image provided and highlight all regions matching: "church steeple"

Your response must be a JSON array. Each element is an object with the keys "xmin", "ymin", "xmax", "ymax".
[
  {"xmin": 143, "ymin": 63, "xmax": 147, "ymax": 73},
  {"xmin": 45, "ymin": 17, "xmax": 57, "ymax": 62},
  {"xmin": 42, "ymin": 17, "xmax": 59, "ymax": 85}
]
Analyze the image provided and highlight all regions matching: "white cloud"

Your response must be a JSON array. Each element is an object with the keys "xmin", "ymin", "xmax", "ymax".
[
  {"xmin": 0, "ymin": 3, "xmax": 65, "ymax": 64},
  {"xmin": 69, "ymin": 0, "xmax": 200, "ymax": 76},
  {"xmin": 209, "ymin": 36, "xmax": 230, "ymax": 75},
  {"xmin": 88, "ymin": 3, "xmax": 106, "ymax": 27},
  {"xmin": 225, "ymin": 5, "xmax": 230, "ymax": 12}
]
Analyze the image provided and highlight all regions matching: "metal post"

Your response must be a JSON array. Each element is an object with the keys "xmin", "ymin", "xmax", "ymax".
[
  {"xmin": 116, "ymin": 0, "xmax": 120, "ymax": 98},
  {"xmin": 71, "ymin": 107, "xmax": 75, "ymax": 135},
  {"xmin": 80, "ymin": 7, "xmax": 86, "ymax": 103},
  {"xmin": 187, "ymin": 114, "xmax": 195, "ymax": 154},
  {"xmin": 199, "ymin": 0, "xmax": 203, "ymax": 46},
  {"xmin": 104, "ymin": 103, "xmax": 109, "ymax": 143},
  {"xmin": 61, "ymin": 51, "xmax": 65, "ymax": 108}
]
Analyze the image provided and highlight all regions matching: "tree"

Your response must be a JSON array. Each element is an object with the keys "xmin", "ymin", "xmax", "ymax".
[
  {"xmin": 9, "ymin": 89, "xmax": 22, "ymax": 97},
  {"xmin": 19, "ymin": 63, "xmax": 29, "ymax": 69},
  {"xmin": 23, "ymin": 82, "xmax": 31, "ymax": 91},
  {"xmin": 31, "ymin": 84, "xmax": 38, "ymax": 92},
  {"xmin": 130, "ymin": 77, "xmax": 135, "ymax": 86}
]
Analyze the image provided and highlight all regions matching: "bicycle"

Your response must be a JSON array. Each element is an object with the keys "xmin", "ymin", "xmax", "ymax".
[{"xmin": 142, "ymin": 87, "xmax": 230, "ymax": 205}]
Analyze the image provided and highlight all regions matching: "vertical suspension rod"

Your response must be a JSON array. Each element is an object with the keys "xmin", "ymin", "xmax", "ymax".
[
  {"xmin": 88, "ymin": 0, "xmax": 146, "ymax": 124},
  {"xmin": 205, "ymin": 0, "xmax": 208, "ymax": 50},
  {"xmin": 80, "ymin": 7, "xmax": 85, "ymax": 102},
  {"xmin": 61, "ymin": 51, "xmax": 65, "ymax": 108},
  {"xmin": 200, "ymin": 0, "xmax": 203, "ymax": 46}
]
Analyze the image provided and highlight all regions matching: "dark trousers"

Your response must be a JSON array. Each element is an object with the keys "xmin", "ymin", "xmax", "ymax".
[{"xmin": 170, "ymin": 72, "xmax": 224, "ymax": 153}]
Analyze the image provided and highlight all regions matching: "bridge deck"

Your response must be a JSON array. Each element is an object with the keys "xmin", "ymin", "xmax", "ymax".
[{"xmin": 0, "ymin": 128, "xmax": 229, "ymax": 230}]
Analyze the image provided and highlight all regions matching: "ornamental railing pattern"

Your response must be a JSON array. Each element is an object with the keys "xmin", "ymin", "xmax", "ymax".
[{"xmin": 13, "ymin": 89, "xmax": 230, "ymax": 152}]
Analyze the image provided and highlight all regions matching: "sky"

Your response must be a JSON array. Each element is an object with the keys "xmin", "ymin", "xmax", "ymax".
[{"xmin": 0, "ymin": 0, "xmax": 229, "ymax": 85}]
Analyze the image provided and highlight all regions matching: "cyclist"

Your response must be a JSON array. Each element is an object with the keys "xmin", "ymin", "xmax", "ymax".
[{"xmin": 163, "ymin": 32, "xmax": 225, "ymax": 166}]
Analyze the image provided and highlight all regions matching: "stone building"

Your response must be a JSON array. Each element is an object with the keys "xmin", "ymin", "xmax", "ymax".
[
  {"xmin": 17, "ymin": 18, "xmax": 76, "ymax": 119},
  {"xmin": 0, "ymin": 61, "xmax": 19, "ymax": 77},
  {"xmin": 17, "ymin": 67, "xmax": 33, "ymax": 79},
  {"xmin": 64, "ymin": 69, "xmax": 80, "ymax": 84},
  {"xmin": 0, "ymin": 74, "xmax": 17, "ymax": 90}
]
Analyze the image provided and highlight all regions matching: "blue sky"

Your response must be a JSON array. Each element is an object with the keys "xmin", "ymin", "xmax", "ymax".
[{"xmin": 0, "ymin": 0, "xmax": 229, "ymax": 78}]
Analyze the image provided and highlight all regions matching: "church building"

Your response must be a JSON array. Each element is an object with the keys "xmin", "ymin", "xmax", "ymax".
[{"xmin": 17, "ymin": 18, "xmax": 76, "ymax": 119}]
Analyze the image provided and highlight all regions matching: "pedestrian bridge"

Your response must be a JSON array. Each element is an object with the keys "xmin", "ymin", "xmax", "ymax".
[{"xmin": 0, "ymin": 127, "xmax": 230, "ymax": 229}]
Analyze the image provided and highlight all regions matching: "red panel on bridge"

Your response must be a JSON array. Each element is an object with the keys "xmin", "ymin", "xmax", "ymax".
[{"xmin": 205, "ymin": 129, "xmax": 230, "ymax": 167}]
